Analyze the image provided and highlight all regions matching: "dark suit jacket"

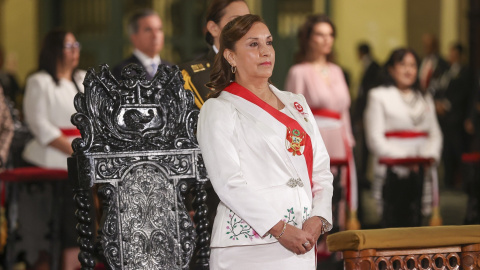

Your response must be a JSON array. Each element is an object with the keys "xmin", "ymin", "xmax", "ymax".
[
  {"xmin": 179, "ymin": 47, "xmax": 216, "ymax": 108},
  {"xmin": 436, "ymin": 65, "xmax": 474, "ymax": 131},
  {"xmin": 420, "ymin": 54, "xmax": 449, "ymax": 93},
  {"xmin": 354, "ymin": 60, "xmax": 381, "ymax": 123},
  {"xmin": 112, "ymin": 54, "xmax": 172, "ymax": 81},
  {"xmin": 431, "ymin": 56, "xmax": 449, "ymax": 85}
]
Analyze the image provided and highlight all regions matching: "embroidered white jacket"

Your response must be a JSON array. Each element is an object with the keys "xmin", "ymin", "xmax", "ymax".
[{"xmin": 197, "ymin": 83, "xmax": 333, "ymax": 247}]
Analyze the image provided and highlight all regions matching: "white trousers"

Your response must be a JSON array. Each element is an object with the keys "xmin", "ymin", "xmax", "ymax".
[{"xmin": 209, "ymin": 242, "xmax": 316, "ymax": 270}]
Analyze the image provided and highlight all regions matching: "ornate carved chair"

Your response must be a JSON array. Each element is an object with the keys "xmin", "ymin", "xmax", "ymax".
[{"xmin": 67, "ymin": 64, "xmax": 210, "ymax": 269}]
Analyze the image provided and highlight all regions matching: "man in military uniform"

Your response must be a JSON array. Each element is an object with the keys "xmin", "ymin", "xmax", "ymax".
[
  {"xmin": 179, "ymin": 5, "xmax": 249, "ymax": 262},
  {"xmin": 180, "ymin": 0, "xmax": 249, "ymax": 109},
  {"xmin": 180, "ymin": 48, "xmax": 216, "ymax": 109}
]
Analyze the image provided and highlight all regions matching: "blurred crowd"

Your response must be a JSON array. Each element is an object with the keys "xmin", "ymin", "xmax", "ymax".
[{"xmin": 0, "ymin": 0, "xmax": 479, "ymax": 269}]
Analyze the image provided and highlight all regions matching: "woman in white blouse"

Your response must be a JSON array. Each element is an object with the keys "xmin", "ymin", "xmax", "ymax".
[
  {"xmin": 23, "ymin": 30, "xmax": 85, "ymax": 169},
  {"xmin": 364, "ymin": 48, "xmax": 442, "ymax": 226},
  {"xmin": 22, "ymin": 29, "xmax": 85, "ymax": 270}
]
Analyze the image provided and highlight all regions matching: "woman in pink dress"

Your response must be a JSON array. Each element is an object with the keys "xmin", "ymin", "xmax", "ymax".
[{"xmin": 285, "ymin": 14, "xmax": 358, "ymax": 231}]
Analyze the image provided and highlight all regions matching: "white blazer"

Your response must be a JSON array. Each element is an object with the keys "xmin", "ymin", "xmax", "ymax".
[
  {"xmin": 23, "ymin": 70, "xmax": 85, "ymax": 169},
  {"xmin": 197, "ymin": 83, "xmax": 333, "ymax": 248},
  {"xmin": 364, "ymin": 86, "xmax": 442, "ymax": 160},
  {"xmin": 364, "ymin": 86, "xmax": 442, "ymax": 178}
]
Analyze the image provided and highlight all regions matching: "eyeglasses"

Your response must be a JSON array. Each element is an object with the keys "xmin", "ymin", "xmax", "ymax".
[{"xmin": 64, "ymin": 41, "xmax": 81, "ymax": 50}]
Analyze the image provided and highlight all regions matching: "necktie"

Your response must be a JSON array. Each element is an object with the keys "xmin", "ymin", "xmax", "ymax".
[{"xmin": 150, "ymin": 63, "xmax": 158, "ymax": 78}]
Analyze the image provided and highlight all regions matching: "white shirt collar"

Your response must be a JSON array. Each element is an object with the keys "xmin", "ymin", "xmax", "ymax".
[
  {"xmin": 212, "ymin": 45, "xmax": 219, "ymax": 54},
  {"xmin": 133, "ymin": 49, "xmax": 161, "ymax": 71}
]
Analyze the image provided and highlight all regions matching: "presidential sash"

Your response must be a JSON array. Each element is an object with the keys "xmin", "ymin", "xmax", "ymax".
[{"xmin": 223, "ymin": 82, "xmax": 314, "ymax": 187}]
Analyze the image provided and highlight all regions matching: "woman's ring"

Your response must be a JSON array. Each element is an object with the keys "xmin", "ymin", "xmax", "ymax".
[{"xmin": 303, "ymin": 241, "xmax": 310, "ymax": 247}]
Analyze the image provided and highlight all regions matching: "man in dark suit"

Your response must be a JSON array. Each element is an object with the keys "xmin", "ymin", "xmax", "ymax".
[
  {"xmin": 352, "ymin": 43, "xmax": 381, "ymax": 225},
  {"xmin": 354, "ymin": 43, "xmax": 381, "ymax": 119},
  {"xmin": 435, "ymin": 43, "xmax": 474, "ymax": 189},
  {"xmin": 113, "ymin": 9, "xmax": 172, "ymax": 80},
  {"xmin": 419, "ymin": 34, "xmax": 449, "ymax": 94},
  {"xmin": 353, "ymin": 43, "xmax": 381, "ymax": 179}
]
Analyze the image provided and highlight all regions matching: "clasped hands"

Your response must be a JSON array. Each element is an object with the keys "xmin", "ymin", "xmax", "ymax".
[{"xmin": 269, "ymin": 216, "xmax": 324, "ymax": 255}]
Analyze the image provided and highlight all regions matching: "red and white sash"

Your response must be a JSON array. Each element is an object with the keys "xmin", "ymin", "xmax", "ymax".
[
  {"xmin": 311, "ymin": 108, "xmax": 357, "ymax": 213},
  {"xmin": 223, "ymin": 82, "xmax": 314, "ymax": 188}
]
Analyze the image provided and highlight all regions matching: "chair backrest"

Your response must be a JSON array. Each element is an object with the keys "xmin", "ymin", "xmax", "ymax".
[{"xmin": 68, "ymin": 63, "xmax": 210, "ymax": 270}]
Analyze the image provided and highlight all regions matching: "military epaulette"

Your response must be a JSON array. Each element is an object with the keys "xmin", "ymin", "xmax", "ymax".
[
  {"xmin": 191, "ymin": 63, "xmax": 205, "ymax": 73},
  {"xmin": 190, "ymin": 62, "xmax": 211, "ymax": 73},
  {"xmin": 181, "ymin": 69, "xmax": 204, "ymax": 109}
]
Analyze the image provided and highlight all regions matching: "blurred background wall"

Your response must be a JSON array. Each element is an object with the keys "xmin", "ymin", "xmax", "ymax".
[{"xmin": 0, "ymin": 0, "xmax": 477, "ymax": 98}]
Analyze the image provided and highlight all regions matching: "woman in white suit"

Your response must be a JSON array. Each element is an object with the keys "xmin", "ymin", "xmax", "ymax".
[
  {"xmin": 364, "ymin": 48, "xmax": 442, "ymax": 225},
  {"xmin": 23, "ymin": 30, "xmax": 85, "ymax": 170},
  {"xmin": 197, "ymin": 15, "xmax": 333, "ymax": 269},
  {"xmin": 22, "ymin": 29, "xmax": 84, "ymax": 270}
]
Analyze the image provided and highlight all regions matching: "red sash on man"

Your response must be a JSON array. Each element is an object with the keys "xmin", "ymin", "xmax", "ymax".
[{"xmin": 224, "ymin": 82, "xmax": 314, "ymax": 187}]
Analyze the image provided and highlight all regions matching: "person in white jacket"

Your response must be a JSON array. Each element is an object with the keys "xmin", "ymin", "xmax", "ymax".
[
  {"xmin": 197, "ymin": 14, "xmax": 333, "ymax": 269},
  {"xmin": 22, "ymin": 29, "xmax": 84, "ymax": 270},
  {"xmin": 364, "ymin": 48, "xmax": 442, "ymax": 226}
]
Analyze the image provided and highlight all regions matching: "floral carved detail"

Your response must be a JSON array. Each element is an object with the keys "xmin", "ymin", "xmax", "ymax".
[
  {"xmin": 148, "ymin": 154, "xmax": 193, "ymax": 176},
  {"xmin": 71, "ymin": 63, "xmax": 199, "ymax": 154},
  {"xmin": 96, "ymin": 157, "xmax": 141, "ymax": 179},
  {"xmin": 118, "ymin": 162, "xmax": 195, "ymax": 269},
  {"xmin": 68, "ymin": 63, "xmax": 209, "ymax": 269},
  {"xmin": 97, "ymin": 184, "xmax": 122, "ymax": 269}
]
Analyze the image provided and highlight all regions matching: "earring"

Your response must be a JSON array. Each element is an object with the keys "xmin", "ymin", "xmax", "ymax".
[{"xmin": 231, "ymin": 65, "xmax": 237, "ymax": 74}]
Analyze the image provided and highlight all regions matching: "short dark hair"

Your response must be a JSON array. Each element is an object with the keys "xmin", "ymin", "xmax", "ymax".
[
  {"xmin": 295, "ymin": 14, "xmax": 335, "ymax": 63},
  {"xmin": 38, "ymin": 29, "xmax": 69, "ymax": 85},
  {"xmin": 381, "ymin": 48, "xmax": 422, "ymax": 93},
  {"xmin": 207, "ymin": 14, "xmax": 265, "ymax": 96},
  {"xmin": 128, "ymin": 9, "xmax": 158, "ymax": 35},
  {"xmin": 205, "ymin": 0, "xmax": 247, "ymax": 46},
  {"xmin": 358, "ymin": 43, "xmax": 370, "ymax": 55}
]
